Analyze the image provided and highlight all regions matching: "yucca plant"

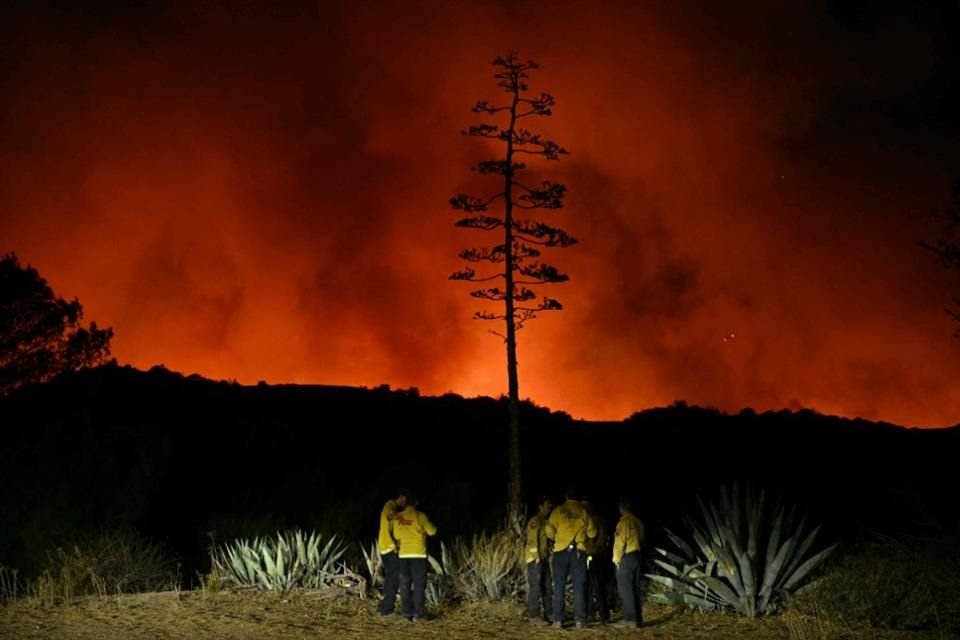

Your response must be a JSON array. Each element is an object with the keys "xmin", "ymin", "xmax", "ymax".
[
  {"xmin": 212, "ymin": 530, "xmax": 358, "ymax": 592},
  {"xmin": 449, "ymin": 530, "xmax": 525, "ymax": 602},
  {"xmin": 648, "ymin": 483, "xmax": 837, "ymax": 616}
]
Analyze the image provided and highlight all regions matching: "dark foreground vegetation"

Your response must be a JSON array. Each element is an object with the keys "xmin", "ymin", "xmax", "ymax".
[{"xmin": 1, "ymin": 364, "xmax": 958, "ymax": 636}]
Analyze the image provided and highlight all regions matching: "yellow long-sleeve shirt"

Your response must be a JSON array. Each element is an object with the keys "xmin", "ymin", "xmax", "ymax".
[
  {"xmin": 612, "ymin": 511, "xmax": 645, "ymax": 566},
  {"xmin": 378, "ymin": 499, "xmax": 399, "ymax": 555},
  {"xmin": 545, "ymin": 499, "xmax": 596, "ymax": 552},
  {"xmin": 393, "ymin": 505, "xmax": 437, "ymax": 558},
  {"xmin": 525, "ymin": 513, "xmax": 551, "ymax": 564}
]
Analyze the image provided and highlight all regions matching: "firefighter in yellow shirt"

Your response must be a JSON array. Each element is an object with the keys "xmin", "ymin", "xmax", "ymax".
[
  {"xmin": 376, "ymin": 489, "xmax": 408, "ymax": 616},
  {"xmin": 545, "ymin": 488, "xmax": 596, "ymax": 628},
  {"xmin": 392, "ymin": 494, "xmax": 437, "ymax": 621},
  {"xmin": 612, "ymin": 497, "xmax": 646, "ymax": 628},
  {"xmin": 525, "ymin": 495, "xmax": 553, "ymax": 625}
]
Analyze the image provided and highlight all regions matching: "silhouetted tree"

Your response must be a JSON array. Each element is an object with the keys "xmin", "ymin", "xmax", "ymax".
[
  {"xmin": 0, "ymin": 252, "xmax": 113, "ymax": 394},
  {"xmin": 450, "ymin": 51, "xmax": 576, "ymax": 524},
  {"xmin": 921, "ymin": 183, "xmax": 960, "ymax": 335}
]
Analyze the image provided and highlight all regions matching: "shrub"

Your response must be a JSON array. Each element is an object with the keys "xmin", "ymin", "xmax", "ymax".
[
  {"xmin": 29, "ymin": 531, "xmax": 175, "ymax": 603},
  {"xmin": 648, "ymin": 483, "xmax": 836, "ymax": 616},
  {"xmin": 792, "ymin": 533, "xmax": 960, "ymax": 635},
  {"xmin": 0, "ymin": 565, "xmax": 22, "ymax": 601}
]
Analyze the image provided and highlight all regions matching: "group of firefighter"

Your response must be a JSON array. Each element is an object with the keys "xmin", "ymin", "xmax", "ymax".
[{"xmin": 376, "ymin": 488, "xmax": 645, "ymax": 629}]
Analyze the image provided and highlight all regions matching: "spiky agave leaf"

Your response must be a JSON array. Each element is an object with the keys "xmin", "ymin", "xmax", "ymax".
[
  {"xmin": 759, "ymin": 523, "xmax": 791, "ymax": 611},
  {"xmin": 664, "ymin": 527, "xmax": 696, "ymax": 561},
  {"xmin": 653, "ymin": 558, "xmax": 685, "ymax": 577},
  {"xmin": 262, "ymin": 541, "xmax": 277, "ymax": 579},
  {"xmin": 650, "ymin": 485, "xmax": 836, "ymax": 617},
  {"xmin": 295, "ymin": 530, "xmax": 306, "ymax": 564},
  {"xmin": 653, "ymin": 545, "xmax": 696, "ymax": 571},
  {"xmin": 696, "ymin": 496, "xmax": 722, "ymax": 549},
  {"xmin": 691, "ymin": 528, "xmax": 717, "ymax": 563},
  {"xmin": 782, "ymin": 543, "xmax": 838, "ymax": 592},
  {"xmin": 647, "ymin": 573, "xmax": 728, "ymax": 611},
  {"xmin": 226, "ymin": 545, "xmax": 248, "ymax": 583},
  {"xmin": 747, "ymin": 487, "xmax": 765, "ymax": 561},
  {"xmin": 699, "ymin": 575, "xmax": 740, "ymax": 607},
  {"xmin": 307, "ymin": 532, "xmax": 319, "ymax": 567},
  {"xmin": 781, "ymin": 522, "xmax": 819, "ymax": 585},
  {"xmin": 738, "ymin": 550, "xmax": 756, "ymax": 616},
  {"xmin": 216, "ymin": 530, "xmax": 359, "ymax": 593}
]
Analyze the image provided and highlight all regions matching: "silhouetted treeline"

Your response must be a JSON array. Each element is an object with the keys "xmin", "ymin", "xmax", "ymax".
[{"xmin": 1, "ymin": 364, "xmax": 957, "ymax": 577}]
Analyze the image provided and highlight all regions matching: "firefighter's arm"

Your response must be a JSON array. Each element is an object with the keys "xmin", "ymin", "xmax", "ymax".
[
  {"xmin": 382, "ymin": 500, "xmax": 397, "ymax": 521},
  {"xmin": 585, "ymin": 512, "xmax": 598, "ymax": 540},
  {"xmin": 612, "ymin": 520, "xmax": 625, "ymax": 567},
  {"xmin": 544, "ymin": 513, "xmax": 557, "ymax": 541},
  {"xmin": 420, "ymin": 511, "xmax": 438, "ymax": 536}
]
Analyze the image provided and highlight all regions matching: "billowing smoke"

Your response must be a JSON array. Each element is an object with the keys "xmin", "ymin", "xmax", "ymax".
[{"xmin": 1, "ymin": 1, "xmax": 958, "ymax": 426}]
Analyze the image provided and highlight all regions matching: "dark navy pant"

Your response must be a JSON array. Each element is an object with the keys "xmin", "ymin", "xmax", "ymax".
[
  {"xmin": 587, "ymin": 555, "xmax": 610, "ymax": 622},
  {"xmin": 552, "ymin": 546, "xmax": 587, "ymax": 624},
  {"xmin": 398, "ymin": 557, "xmax": 427, "ymax": 619},
  {"xmin": 616, "ymin": 551, "xmax": 643, "ymax": 624},
  {"xmin": 527, "ymin": 560, "xmax": 552, "ymax": 620},
  {"xmin": 378, "ymin": 551, "xmax": 399, "ymax": 615}
]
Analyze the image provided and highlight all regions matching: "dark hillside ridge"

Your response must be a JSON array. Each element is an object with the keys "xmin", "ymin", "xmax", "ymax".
[{"xmin": 2, "ymin": 364, "xmax": 957, "ymax": 575}]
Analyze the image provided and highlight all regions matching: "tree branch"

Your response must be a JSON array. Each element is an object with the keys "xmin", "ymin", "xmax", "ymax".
[
  {"xmin": 518, "ymin": 262, "xmax": 569, "ymax": 282},
  {"xmin": 463, "ymin": 124, "xmax": 500, "ymax": 138},
  {"xmin": 472, "ymin": 100, "xmax": 510, "ymax": 114},
  {"xmin": 450, "ymin": 192, "xmax": 505, "ymax": 213},
  {"xmin": 459, "ymin": 246, "xmax": 507, "ymax": 263},
  {"xmin": 512, "ymin": 220, "xmax": 577, "ymax": 247},
  {"xmin": 473, "ymin": 160, "xmax": 527, "ymax": 175},
  {"xmin": 450, "ymin": 268, "xmax": 504, "ymax": 282},
  {"xmin": 455, "ymin": 215, "xmax": 504, "ymax": 231}
]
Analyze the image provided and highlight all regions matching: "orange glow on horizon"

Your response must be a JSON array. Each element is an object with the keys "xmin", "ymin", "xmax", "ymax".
[{"xmin": 2, "ymin": 2, "xmax": 959, "ymax": 428}]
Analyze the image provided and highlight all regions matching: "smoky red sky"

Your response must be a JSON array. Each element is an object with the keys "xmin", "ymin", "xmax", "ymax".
[{"xmin": 2, "ymin": 1, "xmax": 959, "ymax": 427}]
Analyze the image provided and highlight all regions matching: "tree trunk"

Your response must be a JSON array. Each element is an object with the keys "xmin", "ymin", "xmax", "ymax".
[{"xmin": 504, "ymin": 74, "xmax": 522, "ymax": 530}]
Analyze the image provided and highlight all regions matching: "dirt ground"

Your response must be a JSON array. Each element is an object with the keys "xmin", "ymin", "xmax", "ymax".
[{"xmin": 0, "ymin": 590, "xmax": 939, "ymax": 640}]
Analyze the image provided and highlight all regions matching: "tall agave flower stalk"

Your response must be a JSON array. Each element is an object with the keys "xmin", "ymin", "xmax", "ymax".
[
  {"xmin": 648, "ymin": 483, "xmax": 837, "ymax": 616},
  {"xmin": 212, "ymin": 530, "xmax": 354, "ymax": 592}
]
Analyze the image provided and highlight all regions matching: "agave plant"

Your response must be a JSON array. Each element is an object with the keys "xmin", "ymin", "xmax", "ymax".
[
  {"xmin": 647, "ymin": 484, "xmax": 837, "ymax": 616},
  {"xmin": 360, "ymin": 541, "xmax": 384, "ymax": 597},
  {"xmin": 426, "ymin": 541, "xmax": 454, "ymax": 606},
  {"xmin": 212, "ymin": 530, "xmax": 356, "ymax": 592}
]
